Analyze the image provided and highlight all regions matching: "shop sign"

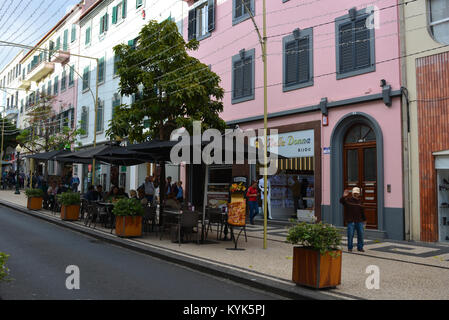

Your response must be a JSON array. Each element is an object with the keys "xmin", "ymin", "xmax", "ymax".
[{"xmin": 250, "ymin": 129, "xmax": 314, "ymax": 158}]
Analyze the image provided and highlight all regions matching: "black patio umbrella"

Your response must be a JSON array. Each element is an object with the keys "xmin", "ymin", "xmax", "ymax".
[{"xmin": 25, "ymin": 149, "xmax": 71, "ymax": 161}]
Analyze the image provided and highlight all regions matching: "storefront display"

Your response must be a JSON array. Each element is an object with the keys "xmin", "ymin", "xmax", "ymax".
[
  {"xmin": 270, "ymin": 172, "xmax": 315, "ymax": 220},
  {"xmin": 437, "ymin": 169, "xmax": 449, "ymax": 243},
  {"xmin": 206, "ymin": 165, "xmax": 232, "ymax": 208}
]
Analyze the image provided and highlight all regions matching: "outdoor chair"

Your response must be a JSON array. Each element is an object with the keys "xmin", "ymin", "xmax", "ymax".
[
  {"xmin": 85, "ymin": 204, "xmax": 100, "ymax": 228},
  {"xmin": 159, "ymin": 211, "xmax": 180, "ymax": 241},
  {"xmin": 51, "ymin": 195, "xmax": 61, "ymax": 215},
  {"xmin": 205, "ymin": 208, "xmax": 225, "ymax": 240},
  {"xmin": 178, "ymin": 211, "xmax": 200, "ymax": 246},
  {"xmin": 80, "ymin": 199, "xmax": 89, "ymax": 220},
  {"xmin": 142, "ymin": 205, "xmax": 156, "ymax": 234}
]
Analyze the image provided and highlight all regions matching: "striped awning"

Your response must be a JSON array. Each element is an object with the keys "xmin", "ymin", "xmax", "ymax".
[{"xmin": 277, "ymin": 157, "xmax": 314, "ymax": 171}]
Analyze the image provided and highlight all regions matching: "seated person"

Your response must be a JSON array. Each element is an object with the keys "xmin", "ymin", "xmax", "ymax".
[
  {"xmin": 47, "ymin": 181, "xmax": 59, "ymax": 209},
  {"xmin": 95, "ymin": 185, "xmax": 105, "ymax": 201},
  {"xmin": 84, "ymin": 185, "xmax": 97, "ymax": 201},
  {"xmin": 118, "ymin": 187, "xmax": 129, "ymax": 198},
  {"xmin": 106, "ymin": 186, "xmax": 121, "ymax": 202},
  {"xmin": 165, "ymin": 198, "xmax": 181, "ymax": 210},
  {"xmin": 137, "ymin": 188, "xmax": 148, "ymax": 206}
]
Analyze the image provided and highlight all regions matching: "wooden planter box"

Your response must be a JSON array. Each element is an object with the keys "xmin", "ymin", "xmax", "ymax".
[
  {"xmin": 60, "ymin": 204, "xmax": 80, "ymax": 221},
  {"xmin": 27, "ymin": 197, "xmax": 43, "ymax": 210},
  {"xmin": 115, "ymin": 216, "xmax": 142, "ymax": 238},
  {"xmin": 292, "ymin": 247, "xmax": 342, "ymax": 289}
]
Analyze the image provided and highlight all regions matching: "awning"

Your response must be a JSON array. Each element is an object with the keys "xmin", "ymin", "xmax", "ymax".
[{"xmin": 276, "ymin": 157, "xmax": 314, "ymax": 171}]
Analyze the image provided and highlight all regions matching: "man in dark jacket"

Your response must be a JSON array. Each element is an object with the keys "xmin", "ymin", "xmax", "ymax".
[{"xmin": 340, "ymin": 187, "xmax": 366, "ymax": 252}]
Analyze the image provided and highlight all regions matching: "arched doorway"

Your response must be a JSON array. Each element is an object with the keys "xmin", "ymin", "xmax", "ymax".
[{"xmin": 343, "ymin": 124, "xmax": 378, "ymax": 229}]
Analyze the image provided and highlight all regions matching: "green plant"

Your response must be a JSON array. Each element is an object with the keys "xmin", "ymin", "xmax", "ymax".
[
  {"xmin": 0, "ymin": 252, "xmax": 10, "ymax": 282},
  {"xmin": 57, "ymin": 191, "xmax": 81, "ymax": 206},
  {"xmin": 287, "ymin": 221, "xmax": 342, "ymax": 255},
  {"xmin": 25, "ymin": 188, "xmax": 44, "ymax": 198},
  {"xmin": 112, "ymin": 198, "xmax": 144, "ymax": 217}
]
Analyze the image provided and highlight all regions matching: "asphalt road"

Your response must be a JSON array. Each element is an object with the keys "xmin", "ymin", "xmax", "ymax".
[{"xmin": 0, "ymin": 206, "xmax": 285, "ymax": 300}]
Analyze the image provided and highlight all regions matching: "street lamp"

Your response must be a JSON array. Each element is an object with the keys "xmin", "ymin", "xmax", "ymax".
[{"xmin": 15, "ymin": 144, "xmax": 22, "ymax": 194}]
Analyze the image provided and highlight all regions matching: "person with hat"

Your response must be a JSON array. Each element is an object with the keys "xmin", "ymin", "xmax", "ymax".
[{"xmin": 340, "ymin": 187, "xmax": 366, "ymax": 252}]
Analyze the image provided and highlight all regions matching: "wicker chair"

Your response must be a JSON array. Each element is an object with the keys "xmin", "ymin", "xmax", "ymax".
[{"xmin": 205, "ymin": 208, "xmax": 225, "ymax": 240}]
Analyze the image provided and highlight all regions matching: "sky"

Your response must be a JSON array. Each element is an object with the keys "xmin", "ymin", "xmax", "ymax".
[{"xmin": 0, "ymin": 0, "xmax": 80, "ymax": 72}]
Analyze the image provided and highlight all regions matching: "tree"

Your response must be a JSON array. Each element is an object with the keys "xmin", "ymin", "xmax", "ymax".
[
  {"xmin": 107, "ymin": 19, "xmax": 226, "ymax": 210},
  {"xmin": 107, "ymin": 19, "xmax": 226, "ymax": 142},
  {"xmin": 16, "ymin": 92, "xmax": 85, "ymax": 154}
]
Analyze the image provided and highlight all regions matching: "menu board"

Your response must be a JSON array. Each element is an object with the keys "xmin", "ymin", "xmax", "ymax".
[{"xmin": 228, "ymin": 202, "xmax": 246, "ymax": 226}]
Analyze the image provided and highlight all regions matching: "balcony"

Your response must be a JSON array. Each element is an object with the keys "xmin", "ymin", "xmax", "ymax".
[
  {"xmin": 27, "ymin": 61, "xmax": 55, "ymax": 83},
  {"xmin": 51, "ymin": 51, "xmax": 70, "ymax": 64},
  {"xmin": 18, "ymin": 80, "xmax": 31, "ymax": 90},
  {"xmin": 5, "ymin": 107, "xmax": 18, "ymax": 118}
]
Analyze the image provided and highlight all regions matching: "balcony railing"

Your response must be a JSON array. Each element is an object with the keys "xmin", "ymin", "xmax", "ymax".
[
  {"xmin": 26, "ymin": 61, "xmax": 55, "ymax": 83},
  {"xmin": 50, "ymin": 50, "xmax": 70, "ymax": 64},
  {"xmin": 18, "ymin": 80, "xmax": 31, "ymax": 90}
]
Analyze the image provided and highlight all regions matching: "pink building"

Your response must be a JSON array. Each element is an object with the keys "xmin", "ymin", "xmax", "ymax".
[{"xmin": 183, "ymin": 0, "xmax": 404, "ymax": 240}]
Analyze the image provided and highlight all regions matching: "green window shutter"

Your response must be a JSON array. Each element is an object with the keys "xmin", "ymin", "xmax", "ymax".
[
  {"xmin": 112, "ymin": 6, "xmax": 118, "ymax": 24},
  {"xmin": 105, "ymin": 13, "xmax": 109, "ymax": 31},
  {"xmin": 100, "ymin": 16, "xmax": 104, "ymax": 34},
  {"xmin": 86, "ymin": 27, "xmax": 91, "ymax": 45},
  {"xmin": 63, "ymin": 29, "xmax": 68, "ymax": 51},
  {"xmin": 339, "ymin": 22, "xmax": 353, "ymax": 74},
  {"xmin": 56, "ymin": 36, "xmax": 61, "ymax": 50},
  {"xmin": 122, "ymin": 0, "xmax": 127, "ymax": 19},
  {"xmin": 354, "ymin": 18, "xmax": 371, "ymax": 69},
  {"xmin": 114, "ymin": 54, "xmax": 120, "ymax": 75},
  {"xmin": 285, "ymin": 40, "xmax": 299, "ymax": 86},
  {"xmin": 83, "ymin": 67, "xmax": 89, "ymax": 90},
  {"xmin": 54, "ymin": 76, "xmax": 59, "ymax": 95},
  {"xmin": 136, "ymin": 0, "xmax": 142, "ymax": 9},
  {"xmin": 69, "ymin": 65, "xmax": 74, "ymax": 86},
  {"xmin": 98, "ymin": 57, "xmax": 105, "ymax": 83},
  {"xmin": 71, "ymin": 25, "xmax": 76, "ymax": 42}
]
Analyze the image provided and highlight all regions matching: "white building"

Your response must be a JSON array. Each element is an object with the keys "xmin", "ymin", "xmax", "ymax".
[{"xmin": 76, "ymin": 0, "xmax": 185, "ymax": 193}]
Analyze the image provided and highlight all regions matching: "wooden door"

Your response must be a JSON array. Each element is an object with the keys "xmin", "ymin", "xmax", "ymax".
[{"xmin": 343, "ymin": 125, "xmax": 378, "ymax": 229}]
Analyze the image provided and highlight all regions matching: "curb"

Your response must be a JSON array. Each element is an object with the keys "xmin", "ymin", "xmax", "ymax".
[{"xmin": 0, "ymin": 201, "xmax": 346, "ymax": 301}]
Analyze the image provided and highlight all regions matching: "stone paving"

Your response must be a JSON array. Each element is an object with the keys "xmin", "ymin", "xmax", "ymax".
[{"xmin": 1, "ymin": 190, "xmax": 449, "ymax": 300}]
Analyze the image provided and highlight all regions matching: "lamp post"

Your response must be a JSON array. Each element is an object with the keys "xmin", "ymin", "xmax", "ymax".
[{"xmin": 15, "ymin": 144, "xmax": 22, "ymax": 194}]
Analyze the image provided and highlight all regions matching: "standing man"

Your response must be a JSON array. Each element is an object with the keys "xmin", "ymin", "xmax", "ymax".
[
  {"xmin": 142, "ymin": 176, "xmax": 155, "ymax": 204},
  {"xmin": 340, "ymin": 187, "xmax": 366, "ymax": 252},
  {"xmin": 70, "ymin": 173, "xmax": 80, "ymax": 192},
  {"xmin": 246, "ymin": 180, "xmax": 259, "ymax": 225},
  {"xmin": 258, "ymin": 176, "xmax": 272, "ymax": 220}
]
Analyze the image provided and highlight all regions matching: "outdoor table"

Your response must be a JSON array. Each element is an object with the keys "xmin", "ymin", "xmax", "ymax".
[
  {"xmin": 164, "ymin": 209, "xmax": 204, "ymax": 244},
  {"xmin": 97, "ymin": 202, "xmax": 115, "ymax": 230}
]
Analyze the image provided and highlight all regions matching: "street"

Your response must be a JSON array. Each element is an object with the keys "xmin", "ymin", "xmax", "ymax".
[{"xmin": 0, "ymin": 206, "xmax": 286, "ymax": 300}]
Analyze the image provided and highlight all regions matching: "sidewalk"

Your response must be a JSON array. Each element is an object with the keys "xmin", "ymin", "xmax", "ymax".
[{"xmin": 1, "ymin": 190, "xmax": 449, "ymax": 300}]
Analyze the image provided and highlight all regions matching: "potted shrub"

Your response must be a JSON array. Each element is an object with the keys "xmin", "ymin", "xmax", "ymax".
[
  {"xmin": 0, "ymin": 252, "xmax": 10, "ymax": 283},
  {"xmin": 112, "ymin": 198, "xmax": 144, "ymax": 237},
  {"xmin": 287, "ymin": 221, "xmax": 342, "ymax": 289},
  {"xmin": 25, "ymin": 188, "xmax": 44, "ymax": 210},
  {"xmin": 58, "ymin": 192, "xmax": 81, "ymax": 221}
]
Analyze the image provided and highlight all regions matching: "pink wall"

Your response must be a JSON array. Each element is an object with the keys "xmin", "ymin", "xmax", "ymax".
[
  {"xmin": 185, "ymin": 0, "xmax": 401, "ymax": 120},
  {"xmin": 183, "ymin": 0, "xmax": 403, "ymax": 209}
]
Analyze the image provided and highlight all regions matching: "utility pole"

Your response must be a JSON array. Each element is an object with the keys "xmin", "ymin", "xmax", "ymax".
[
  {"xmin": 0, "ymin": 117, "xmax": 4, "ymax": 183},
  {"xmin": 92, "ymin": 58, "xmax": 99, "ymax": 187},
  {"xmin": 244, "ymin": 0, "xmax": 269, "ymax": 249}
]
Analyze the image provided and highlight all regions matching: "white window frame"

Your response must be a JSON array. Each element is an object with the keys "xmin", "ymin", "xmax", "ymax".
[{"xmin": 428, "ymin": 0, "xmax": 449, "ymax": 44}]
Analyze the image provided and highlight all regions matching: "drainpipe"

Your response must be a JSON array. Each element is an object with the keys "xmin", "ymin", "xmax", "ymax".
[{"xmin": 398, "ymin": 1, "xmax": 411, "ymax": 241}]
